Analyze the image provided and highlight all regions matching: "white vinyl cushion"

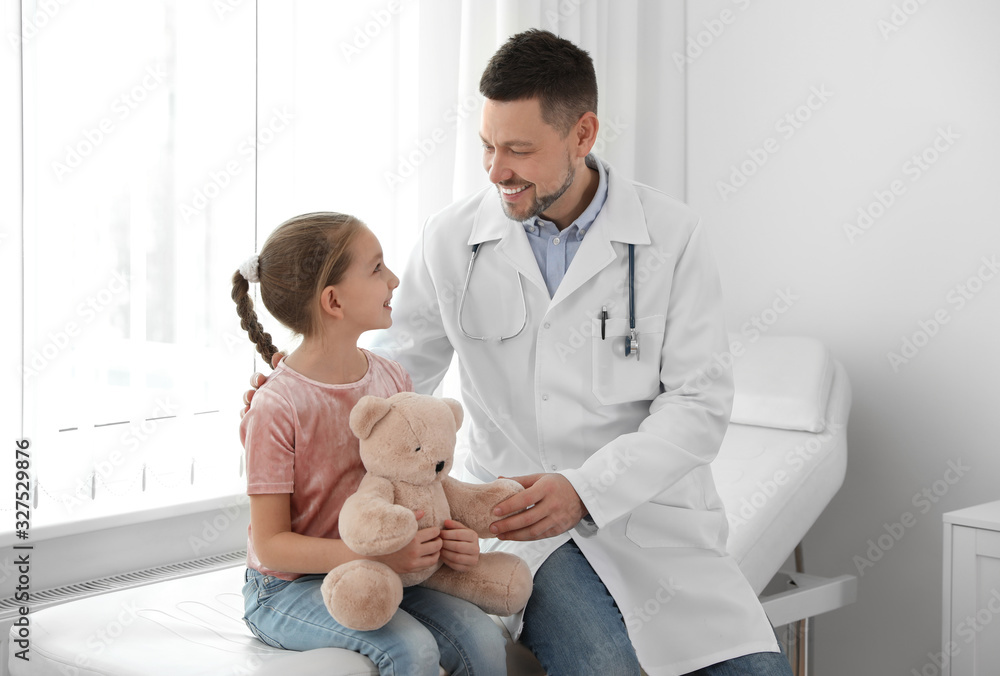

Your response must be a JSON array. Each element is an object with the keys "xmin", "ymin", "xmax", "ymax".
[
  {"xmin": 730, "ymin": 335, "xmax": 835, "ymax": 433},
  {"xmin": 6, "ymin": 570, "xmax": 533, "ymax": 676},
  {"xmin": 714, "ymin": 360, "xmax": 852, "ymax": 593}
]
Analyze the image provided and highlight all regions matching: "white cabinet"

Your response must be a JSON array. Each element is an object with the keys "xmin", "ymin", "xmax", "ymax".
[{"xmin": 943, "ymin": 501, "xmax": 1000, "ymax": 676}]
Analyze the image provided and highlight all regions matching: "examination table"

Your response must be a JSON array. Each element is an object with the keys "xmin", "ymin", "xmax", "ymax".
[{"xmin": 7, "ymin": 335, "xmax": 854, "ymax": 675}]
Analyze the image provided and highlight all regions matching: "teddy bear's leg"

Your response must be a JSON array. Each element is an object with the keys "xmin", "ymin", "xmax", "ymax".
[
  {"xmin": 421, "ymin": 552, "xmax": 533, "ymax": 617},
  {"xmin": 321, "ymin": 560, "xmax": 403, "ymax": 631}
]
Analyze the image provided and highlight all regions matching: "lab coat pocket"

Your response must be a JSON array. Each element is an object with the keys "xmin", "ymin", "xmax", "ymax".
[
  {"xmin": 591, "ymin": 314, "xmax": 665, "ymax": 405},
  {"xmin": 625, "ymin": 501, "xmax": 725, "ymax": 550}
]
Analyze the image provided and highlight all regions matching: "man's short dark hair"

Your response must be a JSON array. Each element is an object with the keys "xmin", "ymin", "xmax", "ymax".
[{"xmin": 479, "ymin": 29, "xmax": 598, "ymax": 137}]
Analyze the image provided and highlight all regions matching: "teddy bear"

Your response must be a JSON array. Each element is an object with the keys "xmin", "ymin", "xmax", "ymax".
[{"xmin": 320, "ymin": 391, "xmax": 533, "ymax": 631}]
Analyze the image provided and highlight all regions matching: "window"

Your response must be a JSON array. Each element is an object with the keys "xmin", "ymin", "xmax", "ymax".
[
  {"xmin": 16, "ymin": 0, "xmax": 258, "ymax": 534},
  {"xmin": 10, "ymin": 0, "xmax": 470, "ymax": 542}
]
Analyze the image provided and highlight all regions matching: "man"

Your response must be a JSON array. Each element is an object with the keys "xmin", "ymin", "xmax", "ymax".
[{"xmin": 249, "ymin": 29, "xmax": 791, "ymax": 676}]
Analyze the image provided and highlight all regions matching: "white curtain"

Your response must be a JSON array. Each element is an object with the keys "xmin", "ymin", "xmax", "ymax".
[
  {"xmin": 259, "ymin": 0, "xmax": 688, "ymax": 274},
  {"xmin": 417, "ymin": 0, "xmax": 687, "ymax": 216},
  {"xmin": 6, "ymin": 0, "xmax": 689, "ymax": 538}
]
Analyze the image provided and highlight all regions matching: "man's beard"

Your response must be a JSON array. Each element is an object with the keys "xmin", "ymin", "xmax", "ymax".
[{"xmin": 500, "ymin": 159, "xmax": 576, "ymax": 222}]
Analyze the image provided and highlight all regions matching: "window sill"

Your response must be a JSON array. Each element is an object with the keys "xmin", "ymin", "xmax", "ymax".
[
  {"xmin": 0, "ymin": 487, "xmax": 246, "ymax": 548},
  {"xmin": 0, "ymin": 490, "xmax": 250, "ymax": 599}
]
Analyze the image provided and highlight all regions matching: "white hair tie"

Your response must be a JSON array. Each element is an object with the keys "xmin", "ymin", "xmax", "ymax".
[{"xmin": 239, "ymin": 254, "xmax": 260, "ymax": 283}]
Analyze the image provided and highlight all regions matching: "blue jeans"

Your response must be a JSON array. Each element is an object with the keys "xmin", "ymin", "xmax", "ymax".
[
  {"xmin": 242, "ymin": 568, "xmax": 506, "ymax": 676},
  {"xmin": 519, "ymin": 540, "xmax": 793, "ymax": 676}
]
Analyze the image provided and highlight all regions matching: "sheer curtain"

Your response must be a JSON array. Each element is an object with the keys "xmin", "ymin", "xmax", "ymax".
[
  {"xmin": 448, "ymin": 0, "xmax": 687, "ymax": 200},
  {"xmin": 7, "ymin": 0, "xmax": 687, "ymax": 541},
  {"xmin": 12, "ymin": 1, "xmax": 257, "ymax": 538},
  {"xmin": 257, "ymin": 0, "xmax": 687, "ymax": 281}
]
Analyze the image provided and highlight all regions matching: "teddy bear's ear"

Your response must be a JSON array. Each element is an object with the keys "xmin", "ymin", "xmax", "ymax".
[
  {"xmin": 349, "ymin": 396, "xmax": 394, "ymax": 440},
  {"xmin": 441, "ymin": 397, "xmax": 464, "ymax": 429}
]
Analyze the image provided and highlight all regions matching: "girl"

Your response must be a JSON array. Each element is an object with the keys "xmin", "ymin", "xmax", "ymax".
[{"xmin": 232, "ymin": 212, "xmax": 507, "ymax": 676}]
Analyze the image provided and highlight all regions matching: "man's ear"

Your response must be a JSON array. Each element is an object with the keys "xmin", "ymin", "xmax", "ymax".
[
  {"xmin": 573, "ymin": 111, "xmax": 599, "ymax": 158},
  {"xmin": 318, "ymin": 285, "xmax": 344, "ymax": 320},
  {"xmin": 350, "ymin": 396, "xmax": 393, "ymax": 440}
]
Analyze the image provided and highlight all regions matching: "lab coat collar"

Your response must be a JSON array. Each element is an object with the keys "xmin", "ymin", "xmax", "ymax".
[
  {"xmin": 468, "ymin": 190, "xmax": 549, "ymax": 294},
  {"xmin": 466, "ymin": 157, "xmax": 651, "ymax": 304}
]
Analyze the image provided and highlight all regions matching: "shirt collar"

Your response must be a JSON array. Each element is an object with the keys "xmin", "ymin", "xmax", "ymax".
[{"xmin": 523, "ymin": 154, "xmax": 609, "ymax": 240}]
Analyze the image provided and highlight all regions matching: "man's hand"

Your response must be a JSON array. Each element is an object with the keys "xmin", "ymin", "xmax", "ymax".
[
  {"xmin": 241, "ymin": 352, "xmax": 284, "ymax": 418},
  {"xmin": 489, "ymin": 473, "xmax": 587, "ymax": 541},
  {"xmin": 438, "ymin": 519, "xmax": 480, "ymax": 572}
]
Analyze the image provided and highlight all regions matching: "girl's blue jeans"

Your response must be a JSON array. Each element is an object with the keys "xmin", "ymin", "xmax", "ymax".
[{"xmin": 242, "ymin": 568, "xmax": 507, "ymax": 676}]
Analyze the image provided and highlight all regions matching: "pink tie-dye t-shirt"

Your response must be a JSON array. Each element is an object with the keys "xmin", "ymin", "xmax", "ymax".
[{"xmin": 240, "ymin": 349, "xmax": 413, "ymax": 580}]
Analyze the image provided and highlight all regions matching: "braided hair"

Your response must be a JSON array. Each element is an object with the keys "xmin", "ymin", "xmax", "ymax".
[{"xmin": 231, "ymin": 212, "xmax": 365, "ymax": 368}]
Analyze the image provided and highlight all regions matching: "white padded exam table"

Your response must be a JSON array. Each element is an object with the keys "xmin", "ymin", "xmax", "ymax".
[{"xmin": 8, "ymin": 336, "xmax": 854, "ymax": 675}]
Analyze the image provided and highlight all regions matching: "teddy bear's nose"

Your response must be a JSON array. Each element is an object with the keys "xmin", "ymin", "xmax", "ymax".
[{"xmin": 435, "ymin": 461, "xmax": 445, "ymax": 474}]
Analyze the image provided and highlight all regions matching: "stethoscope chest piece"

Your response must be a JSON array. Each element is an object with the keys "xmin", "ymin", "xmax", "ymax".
[
  {"xmin": 611, "ymin": 328, "xmax": 640, "ymax": 359},
  {"xmin": 626, "ymin": 328, "xmax": 639, "ymax": 359}
]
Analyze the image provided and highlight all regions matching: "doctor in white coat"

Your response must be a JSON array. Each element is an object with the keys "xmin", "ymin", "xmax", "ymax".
[
  {"xmin": 246, "ymin": 29, "xmax": 790, "ymax": 676},
  {"xmin": 371, "ymin": 29, "xmax": 789, "ymax": 676}
]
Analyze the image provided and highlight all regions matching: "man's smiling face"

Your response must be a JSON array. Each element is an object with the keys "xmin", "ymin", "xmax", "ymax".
[{"xmin": 480, "ymin": 97, "xmax": 577, "ymax": 223}]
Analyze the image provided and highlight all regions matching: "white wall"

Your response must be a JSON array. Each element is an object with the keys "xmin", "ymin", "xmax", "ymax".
[{"xmin": 686, "ymin": 1, "xmax": 1000, "ymax": 673}]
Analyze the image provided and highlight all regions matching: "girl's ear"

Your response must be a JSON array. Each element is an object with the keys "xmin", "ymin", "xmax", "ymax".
[{"xmin": 318, "ymin": 285, "xmax": 343, "ymax": 320}]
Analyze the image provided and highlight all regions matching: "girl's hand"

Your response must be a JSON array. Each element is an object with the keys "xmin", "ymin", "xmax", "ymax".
[
  {"xmin": 370, "ymin": 511, "xmax": 442, "ymax": 574},
  {"xmin": 439, "ymin": 519, "xmax": 480, "ymax": 572}
]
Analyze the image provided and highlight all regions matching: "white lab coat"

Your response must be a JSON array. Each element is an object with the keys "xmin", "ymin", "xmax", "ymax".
[{"xmin": 370, "ymin": 157, "xmax": 780, "ymax": 675}]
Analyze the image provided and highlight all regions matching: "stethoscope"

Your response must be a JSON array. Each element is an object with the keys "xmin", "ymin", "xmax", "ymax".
[{"xmin": 457, "ymin": 241, "xmax": 639, "ymax": 359}]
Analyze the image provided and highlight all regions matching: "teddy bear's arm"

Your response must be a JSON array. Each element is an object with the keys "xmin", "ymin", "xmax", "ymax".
[
  {"xmin": 338, "ymin": 474, "xmax": 418, "ymax": 556},
  {"xmin": 442, "ymin": 476, "xmax": 524, "ymax": 538}
]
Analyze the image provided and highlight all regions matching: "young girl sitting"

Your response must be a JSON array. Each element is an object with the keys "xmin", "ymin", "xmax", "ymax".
[{"xmin": 232, "ymin": 212, "xmax": 507, "ymax": 676}]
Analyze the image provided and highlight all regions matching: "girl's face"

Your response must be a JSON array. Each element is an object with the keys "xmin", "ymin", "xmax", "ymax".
[{"xmin": 334, "ymin": 227, "xmax": 399, "ymax": 333}]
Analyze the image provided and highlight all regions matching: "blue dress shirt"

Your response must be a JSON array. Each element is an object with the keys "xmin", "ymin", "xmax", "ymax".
[{"xmin": 522, "ymin": 154, "xmax": 609, "ymax": 298}]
